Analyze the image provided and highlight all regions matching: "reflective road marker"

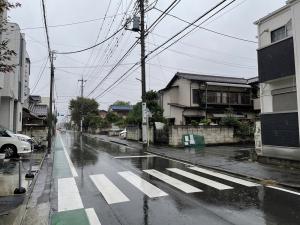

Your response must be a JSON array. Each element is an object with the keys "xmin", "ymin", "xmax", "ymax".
[
  {"xmin": 167, "ymin": 168, "xmax": 233, "ymax": 190},
  {"xmin": 58, "ymin": 178, "xmax": 83, "ymax": 212},
  {"xmin": 118, "ymin": 171, "xmax": 168, "ymax": 198},
  {"xmin": 90, "ymin": 174, "xmax": 130, "ymax": 204},
  {"xmin": 144, "ymin": 169, "xmax": 202, "ymax": 193},
  {"xmin": 189, "ymin": 166, "xmax": 260, "ymax": 187}
]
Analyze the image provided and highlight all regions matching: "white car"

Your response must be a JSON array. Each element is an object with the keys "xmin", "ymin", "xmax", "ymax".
[
  {"xmin": 119, "ymin": 129, "xmax": 127, "ymax": 139},
  {"xmin": 0, "ymin": 128, "xmax": 32, "ymax": 158}
]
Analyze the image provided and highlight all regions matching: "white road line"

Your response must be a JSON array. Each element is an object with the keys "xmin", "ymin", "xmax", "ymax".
[
  {"xmin": 267, "ymin": 186, "xmax": 300, "ymax": 196},
  {"xmin": 148, "ymin": 153, "xmax": 194, "ymax": 166},
  {"xmin": 59, "ymin": 133, "xmax": 78, "ymax": 177},
  {"xmin": 167, "ymin": 168, "xmax": 233, "ymax": 190},
  {"xmin": 85, "ymin": 208, "xmax": 102, "ymax": 225},
  {"xmin": 189, "ymin": 167, "xmax": 260, "ymax": 187},
  {"xmin": 114, "ymin": 155, "xmax": 156, "ymax": 159},
  {"xmin": 90, "ymin": 174, "xmax": 130, "ymax": 204},
  {"xmin": 118, "ymin": 171, "xmax": 168, "ymax": 198},
  {"xmin": 143, "ymin": 169, "xmax": 202, "ymax": 193},
  {"xmin": 58, "ymin": 177, "xmax": 83, "ymax": 212}
]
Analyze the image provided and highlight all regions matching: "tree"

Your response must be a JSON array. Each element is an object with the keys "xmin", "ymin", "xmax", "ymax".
[
  {"xmin": 0, "ymin": 0, "xmax": 21, "ymax": 73},
  {"xmin": 127, "ymin": 90, "xmax": 165, "ymax": 125},
  {"xmin": 69, "ymin": 97, "xmax": 99, "ymax": 131},
  {"xmin": 112, "ymin": 100, "xmax": 130, "ymax": 106}
]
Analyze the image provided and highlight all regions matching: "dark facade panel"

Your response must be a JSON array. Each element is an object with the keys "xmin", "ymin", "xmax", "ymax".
[
  {"xmin": 258, "ymin": 37, "xmax": 295, "ymax": 82},
  {"xmin": 261, "ymin": 112, "xmax": 299, "ymax": 147}
]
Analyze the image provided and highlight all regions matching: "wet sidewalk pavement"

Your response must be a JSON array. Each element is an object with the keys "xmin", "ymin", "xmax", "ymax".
[
  {"xmin": 86, "ymin": 134, "xmax": 300, "ymax": 190},
  {"xmin": 0, "ymin": 151, "xmax": 47, "ymax": 225}
]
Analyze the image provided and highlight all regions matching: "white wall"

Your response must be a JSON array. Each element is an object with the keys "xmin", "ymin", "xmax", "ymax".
[
  {"xmin": 0, "ymin": 22, "xmax": 28, "ymax": 132},
  {"xmin": 260, "ymin": 76, "xmax": 296, "ymax": 113},
  {"xmin": 258, "ymin": 7, "xmax": 292, "ymax": 48}
]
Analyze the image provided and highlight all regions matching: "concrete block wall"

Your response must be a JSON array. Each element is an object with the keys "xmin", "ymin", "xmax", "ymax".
[
  {"xmin": 169, "ymin": 126, "xmax": 237, "ymax": 146},
  {"xmin": 126, "ymin": 126, "xmax": 154, "ymax": 143},
  {"xmin": 126, "ymin": 126, "xmax": 141, "ymax": 141}
]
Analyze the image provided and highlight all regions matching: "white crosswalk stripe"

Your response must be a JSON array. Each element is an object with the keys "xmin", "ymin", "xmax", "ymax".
[
  {"xmin": 189, "ymin": 167, "xmax": 260, "ymax": 187},
  {"xmin": 85, "ymin": 208, "xmax": 102, "ymax": 225},
  {"xmin": 90, "ymin": 174, "xmax": 130, "ymax": 204},
  {"xmin": 118, "ymin": 171, "xmax": 168, "ymax": 198},
  {"xmin": 167, "ymin": 168, "xmax": 233, "ymax": 190},
  {"xmin": 143, "ymin": 169, "xmax": 202, "ymax": 193},
  {"xmin": 58, "ymin": 177, "xmax": 83, "ymax": 212}
]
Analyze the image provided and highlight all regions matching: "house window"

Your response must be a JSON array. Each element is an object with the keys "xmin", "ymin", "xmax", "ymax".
[
  {"xmin": 241, "ymin": 93, "xmax": 250, "ymax": 105},
  {"xmin": 271, "ymin": 22, "xmax": 292, "ymax": 43},
  {"xmin": 192, "ymin": 89, "xmax": 200, "ymax": 104},
  {"xmin": 207, "ymin": 91, "xmax": 221, "ymax": 104},
  {"xmin": 222, "ymin": 93, "xmax": 228, "ymax": 104},
  {"xmin": 229, "ymin": 93, "xmax": 239, "ymax": 105}
]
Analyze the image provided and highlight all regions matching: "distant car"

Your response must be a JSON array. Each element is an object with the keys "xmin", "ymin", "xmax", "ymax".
[
  {"xmin": 0, "ymin": 128, "xmax": 32, "ymax": 158},
  {"xmin": 60, "ymin": 128, "xmax": 66, "ymax": 133},
  {"xmin": 119, "ymin": 129, "xmax": 127, "ymax": 139}
]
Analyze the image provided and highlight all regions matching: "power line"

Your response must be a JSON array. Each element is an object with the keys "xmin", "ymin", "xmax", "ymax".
[
  {"xmin": 153, "ymin": 6, "xmax": 257, "ymax": 44},
  {"xmin": 145, "ymin": 0, "xmax": 181, "ymax": 34},
  {"xmin": 147, "ymin": 0, "xmax": 233, "ymax": 58},
  {"xmin": 31, "ymin": 57, "xmax": 49, "ymax": 93},
  {"xmin": 21, "ymin": 12, "xmax": 131, "ymax": 30},
  {"xmin": 80, "ymin": 0, "xmax": 113, "ymax": 82},
  {"xmin": 84, "ymin": 0, "xmax": 135, "ymax": 85},
  {"xmin": 95, "ymin": 0, "xmax": 239, "ymax": 99},
  {"xmin": 55, "ymin": 26, "xmax": 125, "ymax": 55},
  {"xmin": 87, "ymin": 40, "xmax": 139, "ymax": 97}
]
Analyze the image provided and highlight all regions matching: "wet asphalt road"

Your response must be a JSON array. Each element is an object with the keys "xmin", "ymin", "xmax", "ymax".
[{"xmin": 50, "ymin": 132, "xmax": 300, "ymax": 225}]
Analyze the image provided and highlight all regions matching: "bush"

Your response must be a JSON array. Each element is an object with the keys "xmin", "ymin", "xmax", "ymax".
[{"xmin": 200, "ymin": 118, "xmax": 211, "ymax": 125}]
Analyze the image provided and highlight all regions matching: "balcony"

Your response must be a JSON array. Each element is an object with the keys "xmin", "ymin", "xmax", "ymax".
[
  {"xmin": 261, "ymin": 112, "xmax": 299, "ymax": 147},
  {"xmin": 258, "ymin": 37, "xmax": 295, "ymax": 82}
]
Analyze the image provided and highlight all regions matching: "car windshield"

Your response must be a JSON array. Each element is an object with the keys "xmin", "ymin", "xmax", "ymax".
[{"xmin": 6, "ymin": 129, "xmax": 16, "ymax": 138}]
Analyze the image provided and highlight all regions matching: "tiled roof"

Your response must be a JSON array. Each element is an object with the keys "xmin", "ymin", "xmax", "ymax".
[
  {"xmin": 162, "ymin": 72, "xmax": 258, "ymax": 91},
  {"xmin": 110, "ymin": 105, "xmax": 133, "ymax": 111},
  {"xmin": 177, "ymin": 72, "xmax": 248, "ymax": 84},
  {"xmin": 28, "ymin": 104, "xmax": 48, "ymax": 117}
]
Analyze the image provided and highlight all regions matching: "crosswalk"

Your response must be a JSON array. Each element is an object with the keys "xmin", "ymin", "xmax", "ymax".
[{"xmin": 87, "ymin": 166, "xmax": 262, "ymax": 205}]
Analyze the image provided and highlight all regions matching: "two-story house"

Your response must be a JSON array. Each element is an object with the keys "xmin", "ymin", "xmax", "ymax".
[
  {"xmin": 0, "ymin": 22, "xmax": 31, "ymax": 132},
  {"xmin": 159, "ymin": 72, "xmax": 259, "ymax": 125},
  {"xmin": 255, "ymin": 0, "xmax": 300, "ymax": 161}
]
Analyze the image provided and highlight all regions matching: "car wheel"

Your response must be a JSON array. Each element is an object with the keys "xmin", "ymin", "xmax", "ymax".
[{"xmin": 1, "ymin": 145, "xmax": 17, "ymax": 159}]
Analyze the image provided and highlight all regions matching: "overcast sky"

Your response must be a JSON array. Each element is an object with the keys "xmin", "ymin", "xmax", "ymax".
[{"xmin": 8, "ymin": 0, "xmax": 286, "ymax": 115}]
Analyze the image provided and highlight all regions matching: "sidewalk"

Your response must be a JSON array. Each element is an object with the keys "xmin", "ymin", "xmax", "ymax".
[
  {"xmin": 87, "ymin": 134, "xmax": 300, "ymax": 190},
  {"xmin": 0, "ymin": 151, "xmax": 48, "ymax": 225}
]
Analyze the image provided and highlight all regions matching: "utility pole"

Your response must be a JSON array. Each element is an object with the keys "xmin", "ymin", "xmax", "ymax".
[
  {"xmin": 140, "ymin": 0, "xmax": 148, "ymax": 148},
  {"xmin": 48, "ymin": 51, "xmax": 55, "ymax": 151},
  {"xmin": 78, "ymin": 78, "xmax": 86, "ymax": 134}
]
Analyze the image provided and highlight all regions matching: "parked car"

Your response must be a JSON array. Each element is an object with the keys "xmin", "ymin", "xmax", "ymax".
[
  {"xmin": 0, "ymin": 127, "xmax": 32, "ymax": 158},
  {"xmin": 119, "ymin": 129, "xmax": 127, "ymax": 139},
  {"xmin": 15, "ymin": 134, "xmax": 47, "ymax": 151}
]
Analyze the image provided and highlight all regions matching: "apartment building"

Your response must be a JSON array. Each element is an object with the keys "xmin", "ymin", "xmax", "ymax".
[
  {"xmin": 158, "ymin": 72, "xmax": 259, "ymax": 125},
  {"xmin": 0, "ymin": 22, "xmax": 30, "ymax": 132},
  {"xmin": 255, "ymin": 0, "xmax": 300, "ymax": 161}
]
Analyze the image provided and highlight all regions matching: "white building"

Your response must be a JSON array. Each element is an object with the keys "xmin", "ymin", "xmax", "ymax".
[
  {"xmin": 0, "ymin": 21, "xmax": 30, "ymax": 132},
  {"xmin": 255, "ymin": 0, "xmax": 300, "ymax": 161}
]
